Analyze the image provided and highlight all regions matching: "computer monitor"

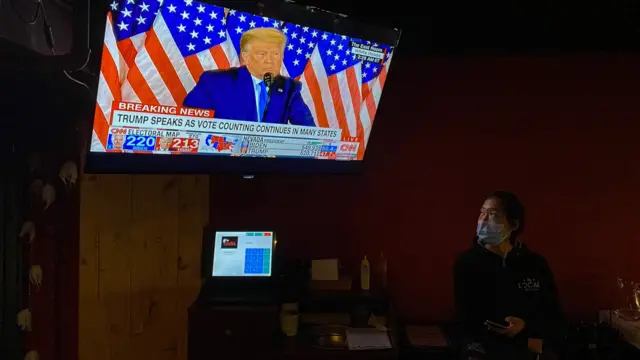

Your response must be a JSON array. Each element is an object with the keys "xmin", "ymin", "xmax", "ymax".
[{"xmin": 211, "ymin": 231, "xmax": 275, "ymax": 277}]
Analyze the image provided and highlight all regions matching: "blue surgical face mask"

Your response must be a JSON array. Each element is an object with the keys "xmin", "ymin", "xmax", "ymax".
[{"xmin": 476, "ymin": 221, "xmax": 511, "ymax": 245}]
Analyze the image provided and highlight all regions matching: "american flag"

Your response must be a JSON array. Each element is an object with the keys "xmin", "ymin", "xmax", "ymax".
[
  {"xmin": 281, "ymin": 23, "xmax": 320, "ymax": 79},
  {"xmin": 357, "ymin": 40, "xmax": 392, "ymax": 150},
  {"xmin": 93, "ymin": 0, "xmax": 394, "ymax": 158},
  {"xmin": 299, "ymin": 31, "xmax": 392, "ymax": 157}
]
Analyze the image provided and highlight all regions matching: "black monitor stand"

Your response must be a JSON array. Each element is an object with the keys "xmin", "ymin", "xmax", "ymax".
[{"xmin": 197, "ymin": 277, "xmax": 277, "ymax": 306}]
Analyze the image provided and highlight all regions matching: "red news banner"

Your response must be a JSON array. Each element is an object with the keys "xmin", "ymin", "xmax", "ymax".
[{"xmin": 110, "ymin": 101, "xmax": 214, "ymax": 126}]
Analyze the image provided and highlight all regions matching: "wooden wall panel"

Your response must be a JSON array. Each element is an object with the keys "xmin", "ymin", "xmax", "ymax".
[{"xmin": 79, "ymin": 175, "xmax": 209, "ymax": 360}]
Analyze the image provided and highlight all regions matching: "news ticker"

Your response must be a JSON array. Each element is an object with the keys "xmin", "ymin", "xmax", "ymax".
[
  {"xmin": 104, "ymin": 127, "xmax": 360, "ymax": 160},
  {"xmin": 97, "ymin": 101, "xmax": 360, "ymax": 159}
]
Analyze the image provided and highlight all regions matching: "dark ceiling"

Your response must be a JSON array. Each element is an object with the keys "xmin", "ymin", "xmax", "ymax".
[{"xmin": 276, "ymin": 0, "xmax": 640, "ymax": 55}]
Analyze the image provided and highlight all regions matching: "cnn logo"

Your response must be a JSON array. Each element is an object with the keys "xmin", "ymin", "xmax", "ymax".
[
  {"xmin": 340, "ymin": 143, "xmax": 357, "ymax": 152},
  {"xmin": 110, "ymin": 128, "xmax": 127, "ymax": 135}
]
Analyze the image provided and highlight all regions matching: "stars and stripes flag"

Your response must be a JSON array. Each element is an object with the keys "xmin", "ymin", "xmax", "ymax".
[
  {"xmin": 93, "ymin": 0, "xmax": 394, "ymax": 159},
  {"xmin": 281, "ymin": 23, "xmax": 318, "ymax": 79},
  {"xmin": 94, "ymin": 0, "xmax": 236, "ymax": 150},
  {"xmin": 358, "ymin": 41, "xmax": 393, "ymax": 148},
  {"xmin": 299, "ymin": 32, "xmax": 393, "ymax": 158}
]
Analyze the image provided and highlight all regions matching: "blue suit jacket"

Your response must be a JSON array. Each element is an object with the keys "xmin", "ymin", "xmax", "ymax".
[{"xmin": 183, "ymin": 66, "xmax": 315, "ymax": 126}]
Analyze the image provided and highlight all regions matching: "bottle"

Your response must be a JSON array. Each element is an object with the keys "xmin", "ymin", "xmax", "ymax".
[{"xmin": 360, "ymin": 255, "xmax": 370, "ymax": 290}]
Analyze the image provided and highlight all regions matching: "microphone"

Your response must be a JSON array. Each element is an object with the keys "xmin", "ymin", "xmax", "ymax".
[
  {"xmin": 261, "ymin": 72, "xmax": 274, "ymax": 121},
  {"xmin": 263, "ymin": 72, "xmax": 275, "ymax": 87}
]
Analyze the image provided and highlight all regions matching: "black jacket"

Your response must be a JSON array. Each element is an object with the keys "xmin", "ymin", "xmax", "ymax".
[{"xmin": 453, "ymin": 239, "xmax": 564, "ymax": 347}]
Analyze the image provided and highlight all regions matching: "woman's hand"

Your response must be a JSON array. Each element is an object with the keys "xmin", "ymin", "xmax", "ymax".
[
  {"xmin": 503, "ymin": 316, "xmax": 525, "ymax": 337},
  {"xmin": 487, "ymin": 316, "xmax": 526, "ymax": 337}
]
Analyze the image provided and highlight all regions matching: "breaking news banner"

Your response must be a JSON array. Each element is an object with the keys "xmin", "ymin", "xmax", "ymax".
[
  {"xmin": 111, "ymin": 102, "xmax": 342, "ymax": 142},
  {"xmin": 105, "ymin": 102, "xmax": 360, "ymax": 159}
]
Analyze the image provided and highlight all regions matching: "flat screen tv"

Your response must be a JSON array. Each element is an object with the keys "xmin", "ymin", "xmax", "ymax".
[{"xmin": 85, "ymin": 0, "xmax": 401, "ymax": 174}]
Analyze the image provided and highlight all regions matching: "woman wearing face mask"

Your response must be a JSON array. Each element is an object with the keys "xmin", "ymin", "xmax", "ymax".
[{"xmin": 453, "ymin": 190, "xmax": 564, "ymax": 360}]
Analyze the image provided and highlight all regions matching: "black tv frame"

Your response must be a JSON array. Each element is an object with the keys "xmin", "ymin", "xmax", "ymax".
[{"xmin": 84, "ymin": 0, "xmax": 401, "ymax": 175}]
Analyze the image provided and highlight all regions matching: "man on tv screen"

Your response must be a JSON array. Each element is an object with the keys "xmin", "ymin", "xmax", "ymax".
[{"xmin": 183, "ymin": 27, "xmax": 315, "ymax": 127}]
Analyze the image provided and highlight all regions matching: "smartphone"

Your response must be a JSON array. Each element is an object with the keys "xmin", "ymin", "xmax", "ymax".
[{"xmin": 485, "ymin": 320, "xmax": 509, "ymax": 329}]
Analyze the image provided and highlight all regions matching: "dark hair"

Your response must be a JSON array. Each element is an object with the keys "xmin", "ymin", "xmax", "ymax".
[{"xmin": 488, "ymin": 190, "xmax": 525, "ymax": 242}]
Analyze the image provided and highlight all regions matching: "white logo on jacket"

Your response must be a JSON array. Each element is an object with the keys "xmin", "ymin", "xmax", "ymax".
[{"xmin": 518, "ymin": 277, "xmax": 540, "ymax": 291}]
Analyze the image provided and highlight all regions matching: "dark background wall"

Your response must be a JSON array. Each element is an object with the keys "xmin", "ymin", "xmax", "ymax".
[
  {"xmin": 212, "ymin": 54, "xmax": 640, "ymax": 320},
  {"xmin": 7, "ymin": 51, "xmax": 640, "ymax": 360},
  {"xmin": 1, "ymin": 72, "xmax": 83, "ymax": 360}
]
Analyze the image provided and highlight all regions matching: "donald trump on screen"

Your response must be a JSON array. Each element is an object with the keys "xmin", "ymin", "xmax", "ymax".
[{"xmin": 183, "ymin": 27, "xmax": 315, "ymax": 127}]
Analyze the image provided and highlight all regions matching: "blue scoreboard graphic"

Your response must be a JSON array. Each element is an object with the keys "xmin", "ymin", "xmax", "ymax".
[{"xmin": 123, "ymin": 135, "xmax": 156, "ymax": 151}]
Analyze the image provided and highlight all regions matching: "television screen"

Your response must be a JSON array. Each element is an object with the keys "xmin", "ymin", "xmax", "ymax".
[{"xmin": 86, "ymin": 0, "xmax": 400, "ymax": 173}]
